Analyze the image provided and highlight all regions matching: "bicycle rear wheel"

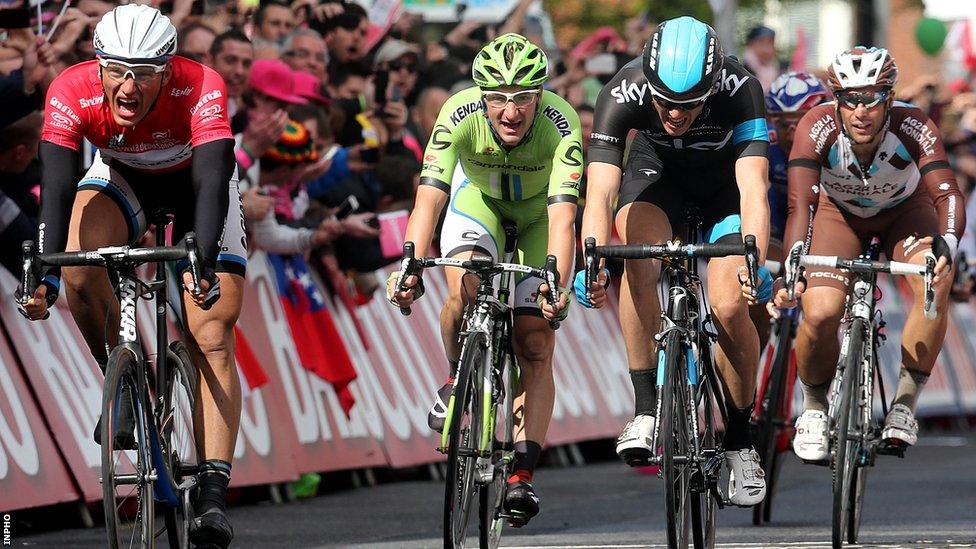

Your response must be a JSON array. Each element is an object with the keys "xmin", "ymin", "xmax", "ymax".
[
  {"xmin": 832, "ymin": 319, "xmax": 864, "ymax": 549},
  {"xmin": 753, "ymin": 314, "xmax": 793, "ymax": 525},
  {"xmin": 102, "ymin": 345, "xmax": 155, "ymax": 549},
  {"xmin": 444, "ymin": 331, "xmax": 487, "ymax": 549},
  {"xmin": 160, "ymin": 342, "xmax": 197, "ymax": 549},
  {"xmin": 661, "ymin": 330, "xmax": 692, "ymax": 548}
]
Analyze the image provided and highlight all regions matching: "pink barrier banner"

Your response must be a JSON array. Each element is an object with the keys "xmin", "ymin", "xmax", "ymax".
[
  {"xmin": 0, "ymin": 318, "xmax": 78, "ymax": 512},
  {"xmin": 0, "ymin": 271, "xmax": 104, "ymax": 502}
]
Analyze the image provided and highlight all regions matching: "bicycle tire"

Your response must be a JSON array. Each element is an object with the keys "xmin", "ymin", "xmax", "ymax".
[
  {"xmin": 690, "ymin": 346, "xmax": 717, "ymax": 549},
  {"xmin": 753, "ymin": 314, "xmax": 793, "ymax": 525},
  {"xmin": 832, "ymin": 319, "xmax": 864, "ymax": 549},
  {"xmin": 161, "ymin": 341, "xmax": 197, "ymax": 549},
  {"xmin": 101, "ymin": 345, "xmax": 155, "ymax": 549},
  {"xmin": 444, "ymin": 331, "xmax": 487, "ymax": 549},
  {"xmin": 661, "ymin": 330, "xmax": 691, "ymax": 548},
  {"xmin": 479, "ymin": 346, "xmax": 514, "ymax": 549},
  {"xmin": 846, "ymin": 337, "xmax": 874, "ymax": 544}
]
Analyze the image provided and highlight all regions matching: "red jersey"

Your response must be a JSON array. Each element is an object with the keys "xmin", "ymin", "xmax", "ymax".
[{"xmin": 41, "ymin": 56, "xmax": 232, "ymax": 171}]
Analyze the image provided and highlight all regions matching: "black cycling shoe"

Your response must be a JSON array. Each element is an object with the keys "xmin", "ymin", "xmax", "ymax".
[
  {"xmin": 427, "ymin": 382, "xmax": 454, "ymax": 433},
  {"xmin": 189, "ymin": 508, "xmax": 234, "ymax": 549},
  {"xmin": 503, "ymin": 481, "xmax": 540, "ymax": 527},
  {"xmin": 93, "ymin": 385, "xmax": 137, "ymax": 450}
]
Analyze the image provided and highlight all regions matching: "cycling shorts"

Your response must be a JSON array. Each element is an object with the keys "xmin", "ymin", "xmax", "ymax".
[
  {"xmin": 78, "ymin": 151, "xmax": 247, "ymax": 276},
  {"xmin": 805, "ymin": 191, "xmax": 938, "ymax": 292},
  {"xmin": 440, "ymin": 168, "xmax": 556, "ymax": 317}
]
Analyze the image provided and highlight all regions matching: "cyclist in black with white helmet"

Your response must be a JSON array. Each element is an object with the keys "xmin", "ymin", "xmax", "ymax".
[{"xmin": 578, "ymin": 16, "xmax": 771, "ymax": 506}]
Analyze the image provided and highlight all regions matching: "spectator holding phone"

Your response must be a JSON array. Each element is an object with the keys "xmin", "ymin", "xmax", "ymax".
[{"xmin": 373, "ymin": 39, "xmax": 422, "ymax": 107}]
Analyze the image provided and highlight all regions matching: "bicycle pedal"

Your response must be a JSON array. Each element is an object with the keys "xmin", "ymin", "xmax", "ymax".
[
  {"xmin": 875, "ymin": 440, "xmax": 906, "ymax": 458},
  {"xmin": 801, "ymin": 458, "xmax": 830, "ymax": 467},
  {"xmin": 502, "ymin": 511, "xmax": 529, "ymax": 528}
]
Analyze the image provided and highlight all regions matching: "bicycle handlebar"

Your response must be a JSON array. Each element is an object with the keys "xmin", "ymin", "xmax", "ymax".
[{"xmin": 393, "ymin": 242, "xmax": 562, "ymax": 329}]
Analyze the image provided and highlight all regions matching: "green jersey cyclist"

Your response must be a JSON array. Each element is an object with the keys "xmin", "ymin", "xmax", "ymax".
[{"xmin": 386, "ymin": 33, "xmax": 583, "ymax": 525}]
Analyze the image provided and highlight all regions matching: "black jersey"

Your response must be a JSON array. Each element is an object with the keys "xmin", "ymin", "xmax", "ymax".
[{"xmin": 588, "ymin": 56, "xmax": 769, "ymax": 169}]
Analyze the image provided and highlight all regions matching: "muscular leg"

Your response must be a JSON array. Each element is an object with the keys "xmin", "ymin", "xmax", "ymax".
[
  {"xmin": 510, "ymin": 315, "xmax": 555, "ymax": 479},
  {"xmin": 182, "ymin": 273, "xmax": 245, "ymax": 462},
  {"xmin": 708, "ymin": 256, "xmax": 761, "ymax": 407},
  {"xmin": 440, "ymin": 251, "xmax": 482, "ymax": 363},
  {"xmin": 794, "ymin": 286, "xmax": 847, "ymax": 410},
  {"xmin": 750, "ymin": 241, "xmax": 784, "ymax": 348},
  {"xmin": 63, "ymin": 190, "xmax": 129, "ymax": 363}
]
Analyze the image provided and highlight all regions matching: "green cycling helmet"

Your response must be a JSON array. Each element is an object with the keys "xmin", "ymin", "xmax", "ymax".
[{"xmin": 471, "ymin": 33, "xmax": 549, "ymax": 89}]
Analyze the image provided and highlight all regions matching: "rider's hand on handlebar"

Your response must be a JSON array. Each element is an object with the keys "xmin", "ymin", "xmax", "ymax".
[
  {"xmin": 182, "ymin": 270, "xmax": 221, "ymax": 310},
  {"xmin": 537, "ymin": 283, "xmax": 569, "ymax": 321},
  {"xmin": 767, "ymin": 276, "xmax": 806, "ymax": 317},
  {"xmin": 737, "ymin": 265, "xmax": 773, "ymax": 306},
  {"xmin": 19, "ymin": 284, "xmax": 51, "ymax": 321},
  {"xmin": 386, "ymin": 271, "xmax": 423, "ymax": 307},
  {"xmin": 915, "ymin": 235, "xmax": 952, "ymax": 284},
  {"xmin": 574, "ymin": 268, "xmax": 610, "ymax": 309}
]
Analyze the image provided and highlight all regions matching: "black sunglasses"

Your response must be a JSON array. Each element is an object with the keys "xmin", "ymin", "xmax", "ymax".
[
  {"xmin": 652, "ymin": 94, "xmax": 707, "ymax": 112},
  {"xmin": 388, "ymin": 58, "xmax": 418, "ymax": 72}
]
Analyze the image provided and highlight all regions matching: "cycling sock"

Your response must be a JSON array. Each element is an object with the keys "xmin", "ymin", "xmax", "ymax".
[
  {"xmin": 892, "ymin": 367, "xmax": 929, "ymax": 410},
  {"xmin": 799, "ymin": 377, "xmax": 830, "ymax": 412},
  {"xmin": 194, "ymin": 459, "xmax": 232, "ymax": 516},
  {"xmin": 509, "ymin": 441, "xmax": 542, "ymax": 484},
  {"xmin": 631, "ymin": 369, "xmax": 657, "ymax": 417},
  {"xmin": 723, "ymin": 401, "xmax": 754, "ymax": 451}
]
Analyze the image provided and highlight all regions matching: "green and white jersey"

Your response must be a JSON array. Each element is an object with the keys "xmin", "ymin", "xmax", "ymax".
[{"xmin": 419, "ymin": 87, "xmax": 584, "ymax": 204}]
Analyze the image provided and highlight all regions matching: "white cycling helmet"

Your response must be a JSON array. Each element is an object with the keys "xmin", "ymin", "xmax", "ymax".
[
  {"xmin": 93, "ymin": 4, "xmax": 177, "ymax": 64},
  {"xmin": 826, "ymin": 46, "xmax": 898, "ymax": 91}
]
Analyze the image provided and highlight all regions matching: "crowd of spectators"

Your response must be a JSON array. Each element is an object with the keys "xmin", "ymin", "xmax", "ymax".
[{"xmin": 2, "ymin": 1, "xmax": 976, "ymax": 302}]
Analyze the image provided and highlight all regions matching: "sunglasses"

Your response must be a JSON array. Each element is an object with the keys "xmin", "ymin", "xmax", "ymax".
[
  {"xmin": 388, "ymin": 58, "xmax": 418, "ymax": 73},
  {"xmin": 482, "ymin": 89, "xmax": 540, "ymax": 108},
  {"xmin": 651, "ymin": 94, "xmax": 707, "ymax": 112},
  {"xmin": 99, "ymin": 58, "xmax": 166, "ymax": 84},
  {"xmin": 837, "ymin": 89, "xmax": 891, "ymax": 109}
]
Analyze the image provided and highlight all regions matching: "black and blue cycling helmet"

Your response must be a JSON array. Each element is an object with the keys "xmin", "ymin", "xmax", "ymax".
[{"xmin": 642, "ymin": 16, "xmax": 724, "ymax": 104}]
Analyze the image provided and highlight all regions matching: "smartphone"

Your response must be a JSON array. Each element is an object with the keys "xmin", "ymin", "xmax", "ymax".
[
  {"xmin": 0, "ymin": 1, "xmax": 30, "ymax": 29},
  {"xmin": 374, "ymin": 70, "xmax": 389, "ymax": 108},
  {"xmin": 585, "ymin": 53, "xmax": 617, "ymax": 75},
  {"xmin": 335, "ymin": 195, "xmax": 360, "ymax": 220}
]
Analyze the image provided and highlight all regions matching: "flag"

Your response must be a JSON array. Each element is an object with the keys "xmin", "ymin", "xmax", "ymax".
[
  {"xmin": 234, "ymin": 325, "xmax": 269, "ymax": 391},
  {"xmin": 268, "ymin": 253, "xmax": 357, "ymax": 415}
]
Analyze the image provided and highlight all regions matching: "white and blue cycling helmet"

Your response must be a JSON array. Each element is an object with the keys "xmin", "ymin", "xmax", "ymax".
[
  {"xmin": 766, "ymin": 71, "xmax": 830, "ymax": 114},
  {"xmin": 642, "ymin": 16, "xmax": 724, "ymax": 104}
]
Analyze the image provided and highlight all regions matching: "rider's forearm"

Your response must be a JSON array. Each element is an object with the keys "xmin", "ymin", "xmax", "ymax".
[
  {"xmin": 580, "ymin": 162, "xmax": 621, "ymax": 247},
  {"xmin": 191, "ymin": 139, "xmax": 235, "ymax": 267},
  {"xmin": 403, "ymin": 183, "xmax": 449, "ymax": 256},
  {"xmin": 37, "ymin": 141, "xmax": 80, "ymax": 281},
  {"xmin": 546, "ymin": 201, "xmax": 577, "ymax": 288},
  {"xmin": 735, "ymin": 156, "xmax": 770, "ymax": 263}
]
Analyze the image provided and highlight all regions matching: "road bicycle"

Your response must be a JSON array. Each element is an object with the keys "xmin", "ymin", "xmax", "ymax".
[
  {"xmin": 783, "ymin": 236, "xmax": 936, "ymax": 548},
  {"xmin": 394, "ymin": 226, "xmax": 560, "ymax": 549},
  {"xmin": 19, "ymin": 215, "xmax": 207, "ymax": 548},
  {"xmin": 584, "ymin": 207, "xmax": 761, "ymax": 549}
]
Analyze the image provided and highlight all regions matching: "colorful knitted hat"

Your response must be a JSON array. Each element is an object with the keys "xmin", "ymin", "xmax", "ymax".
[{"xmin": 262, "ymin": 119, "xmax": 319, "ymax": 166}]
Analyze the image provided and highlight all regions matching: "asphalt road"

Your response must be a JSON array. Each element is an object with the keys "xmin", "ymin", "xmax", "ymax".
[{"xmin": 12, "ymin": 433, "xmax": 976, "ymax": 548}]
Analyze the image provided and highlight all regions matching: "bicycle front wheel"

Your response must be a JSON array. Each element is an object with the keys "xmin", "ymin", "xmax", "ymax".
[
  {"xmin": 444, "ymin": 331, "xmax": 487, "ymax": 549},
  {"xmin": 660, "ymin": 330, "xmax": 692, "ymax": 548},
  {"xmin": 160, "ymin": 341, "xmax": 197, "ymax": 549},
  {"xmin": 690, "ymin": 339, "xmax": 717, "ymax": 549},
  {"xmin": 479, "ymin": 346, "xmax": 514, "ymax": 549},
  {"xmin": 832, "ymin": 319, "xmax": 865, "ymax": 549},
  {"xmin": 101, "ymin": 345, "xmax": 155, "ymax": 549}
]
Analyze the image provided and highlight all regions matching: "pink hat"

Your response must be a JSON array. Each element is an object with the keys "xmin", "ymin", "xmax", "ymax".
[
  {"xmin": 248, "ymin": 59, "xmax": 307, "ymax": 105},
  {"xmin": 293, "ymin": 71, "xmax": 331, "ymax": 106}
]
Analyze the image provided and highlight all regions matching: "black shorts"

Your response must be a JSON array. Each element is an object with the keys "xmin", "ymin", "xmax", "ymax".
[{"xmin": 617, "ymin": 134, "xmax": 742, "ymax": 244}]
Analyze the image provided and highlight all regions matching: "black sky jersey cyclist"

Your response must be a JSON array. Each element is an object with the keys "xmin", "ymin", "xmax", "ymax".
[
  {"xmin": 578, "ymin": 16, "xmax": 770, "ymax": 506},
  {"xmin": 387, "ymin": 33, "xmax": 582, "ymax": 525},
  {"xmin": 21, "ymin": 5, "xmax": 244, "ymax": 547}
]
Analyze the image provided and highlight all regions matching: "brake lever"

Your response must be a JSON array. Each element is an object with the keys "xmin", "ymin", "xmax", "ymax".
[
  {"xmin": 584, "ymin": 237, "xmax": 597, "ymax": 298},
  {"xmin": 184, "ymin": 233, "xmax": 204, "ymax": 298},
  {"xmin": 543, "ymin": 254, "xmax": 560, "ymax": 330},
  {"xmin": 743, "ymin": 234, "xmax": 760, "ymax": 299},
  {"xmin": 396, "ymin": 242, "xmax": 417, "ymax": 316},
  {"xmin": 786, "ymin": 240, "xmax": 804, "ymax": 302},
  {"xmin": 923, "ymin": 252, "xmax": 936, "ymax": 320}
]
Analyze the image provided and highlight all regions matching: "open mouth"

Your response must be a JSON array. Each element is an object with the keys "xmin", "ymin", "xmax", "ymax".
[
  {"xmin": 499, "ymin": 119, "xmax": 522, "ymax": 136},
  {"xmin": 116, "ymin": 97, "xmax": 140, "ymax": 119},
  {"xmin": 851, "ymin": 120, "xmax": 872, "ymax": 135},
  {"xmin": 663, "ymin": 113, "xmax": 689, "ymax": 132}
]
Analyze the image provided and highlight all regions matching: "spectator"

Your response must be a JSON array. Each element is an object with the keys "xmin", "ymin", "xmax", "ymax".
[
  {"xmin": 408, "ymin": 86, "xmax": 449, "ymax": 145},
  {"xmin": 0, "ymin": 112, "xmax": 42, "ymax": 276},
  {"xmin": 294, "ymin": 71, "xmax": 331, "ymax": 108},
  {"xmin": 742, "ymin": 25, "xmax": 779, "ymax": 93},
  {"xmin": 178, "ymin": 23, "xmax": 216, "ymax": 63},
  {"xmin": 283, "ymin": 29, "xmax": 329, "ymax": 84},
  {"xmin": 373, "ymin": 39, "xmax": 422, "ymax": 107},
  {"xmin": 0, "ymin": 30, "xmax": 57, "ymax": 128},
  {"xmin": 206, "ymin": 30, "xmax": 254, "ymax": 119},
  {"xmin": 319, "ymin": 3, "xmax": 369, "ymax": 65},
  {"xmin": 253, "ymin": 1, "xmax": 295, "ymax": 44}
]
